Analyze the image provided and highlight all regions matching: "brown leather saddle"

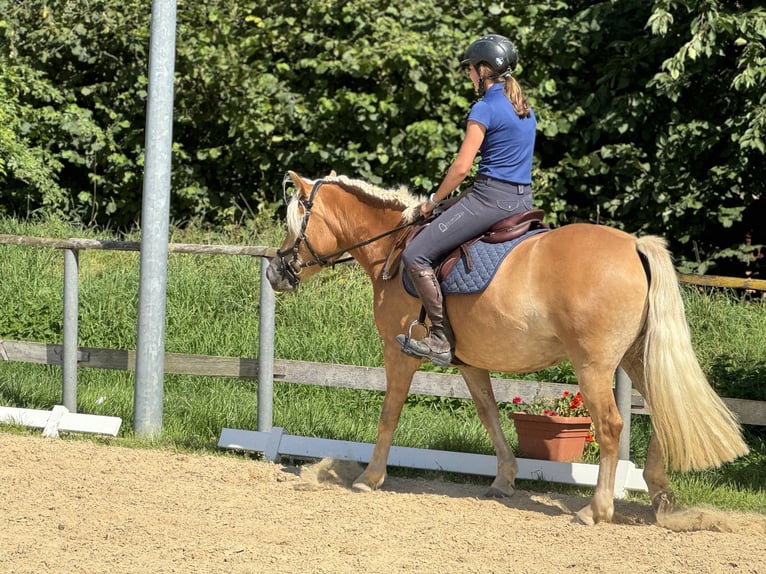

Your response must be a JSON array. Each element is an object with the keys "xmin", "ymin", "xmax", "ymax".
[{"xmin": 382, "ymin": 203, "xmax": 548, "ymax": 281}]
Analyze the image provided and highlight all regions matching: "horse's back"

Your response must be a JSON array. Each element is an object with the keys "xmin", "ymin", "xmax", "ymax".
[
  {"xmin": 513, "ymin": 223, "xmax": 643, "ymax": 287},
  {"xmin": 528, "ymin": 222, "xmax": 638, "ymax": 260},
  {"xmin": 513, "ymin": 223, "xmax": 647, "ymax": 318},
  {"xmin": 447, "ymin": 223, "xmax": 648, "ymax": 371}
]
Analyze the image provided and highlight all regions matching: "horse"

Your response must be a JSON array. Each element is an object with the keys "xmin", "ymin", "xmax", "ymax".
[{"xmin": 266, "ymin": 171, "xmax": 749, "ymax": 525}]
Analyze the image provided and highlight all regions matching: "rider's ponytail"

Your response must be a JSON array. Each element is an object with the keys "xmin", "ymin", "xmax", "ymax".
[
  {"xmin": 504, "ymin": 75, "xmax": 531, "ymax": 119},
  {"xmin": 477, "ymin": 62, "xmax": 531, "ymax": 119}
]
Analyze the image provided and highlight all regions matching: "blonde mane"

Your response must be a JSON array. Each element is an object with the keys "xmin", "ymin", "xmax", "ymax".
[{"xmin": 286, "ymin": 174, "xmax": 424, "ymax": 236}]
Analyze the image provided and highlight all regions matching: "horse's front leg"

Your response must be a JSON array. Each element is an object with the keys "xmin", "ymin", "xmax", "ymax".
[
  {"xmin": 460, "ymin": 366, "xmax": 518, "ymax": 497},
  {"xmin": 352, "ymin": 345, "xmax": 419, "ymax": 492}
]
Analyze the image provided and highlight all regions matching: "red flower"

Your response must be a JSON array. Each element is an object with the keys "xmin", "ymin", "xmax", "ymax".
[{"xmin": 508, "ymin": 390, "xmax": 589, "ymax": 418}]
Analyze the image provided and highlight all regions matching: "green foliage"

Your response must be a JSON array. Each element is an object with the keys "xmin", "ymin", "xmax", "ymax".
[
  {"xmin": 170, "ymin": 0, "xmax": 482, "ymax": 216},
  {"xmin": 507, "ymin": 390, "xmax": 589, "ymax": 417},
  {"xmin": 0, "ymin": 240, "xmax": 63, "ymax": 339},
  {"xmin": 0, "ymin": 0, "xmax": 150, "ymax": 222},
  {"xmin": 0, "ymin": 49, "xmax": 66, "ymax": 212},
  {"xmin": 525, "ymin": 0, "xmax": 766, "ymax": 271},
  {"xmin": 681, "ymin": 285, "xmax": 766, "ymax": 400},
  {"xmin": 645, "ymin": 1, "xmax": 766, "ymax": 270},
  {"xmin": 1, "ymin": 1, "xmax": 764, "ymax": 271}
]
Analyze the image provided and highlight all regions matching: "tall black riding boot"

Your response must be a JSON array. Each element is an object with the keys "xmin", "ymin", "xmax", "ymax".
[{"xmin": 396, "ymin": 266, "xmax": 454, "ymax": 367}]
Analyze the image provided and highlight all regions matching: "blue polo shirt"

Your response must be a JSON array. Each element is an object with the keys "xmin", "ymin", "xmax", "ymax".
[{"xmin": 468, "ymin": 83, "xmax": 536, "ymax": 185}]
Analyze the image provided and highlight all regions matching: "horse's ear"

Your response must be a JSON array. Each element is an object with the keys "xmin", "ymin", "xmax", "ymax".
[
  {"xmin": 328, "ymin": 170, "xmax": 337, "ymax": 177},
  {"xmin": 287, "ymin": 170, "xmax": 308, "ymax": 192}
]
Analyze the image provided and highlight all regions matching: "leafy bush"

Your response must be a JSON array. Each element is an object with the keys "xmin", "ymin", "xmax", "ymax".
[{"xmin": 1, "ymin": 1, "xmax": 764, "ymax": 270}]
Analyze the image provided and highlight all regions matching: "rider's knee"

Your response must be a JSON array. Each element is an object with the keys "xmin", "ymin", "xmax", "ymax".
[{"xmin": 402, "ymin": 250, "xmax": 431, "ymax": 271}]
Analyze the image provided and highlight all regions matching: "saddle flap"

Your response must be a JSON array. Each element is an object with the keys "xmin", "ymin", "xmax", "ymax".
[{"xmin": 438, "ymin": 240, "xmax": 479, "ymax": 280}]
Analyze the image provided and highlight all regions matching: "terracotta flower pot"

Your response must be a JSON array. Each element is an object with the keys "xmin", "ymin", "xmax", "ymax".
[{"xmin": 510, "ymin": 412, "xmax": 592, "ymax": 462}]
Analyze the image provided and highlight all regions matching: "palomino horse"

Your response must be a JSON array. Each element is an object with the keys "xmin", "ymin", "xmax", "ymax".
[{"xmin": 266, "ymin": 171, "xmax": 748, "ymax": 525}]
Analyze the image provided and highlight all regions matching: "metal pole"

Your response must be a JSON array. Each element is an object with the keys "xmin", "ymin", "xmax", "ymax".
[
  {"xmin": 133, "ymin": 0, "xmax": 176, "ymax": 437},
  {"xmin": 614, "ymin": 367, "xmax": 633, "ymax": 460},
  {"xmin": 62, "ymin": 248, "xmax": 79, "ymax": 411},
  {"xmin": 257, "ymin": 259, "xmax": 276, "ymax": 431}
]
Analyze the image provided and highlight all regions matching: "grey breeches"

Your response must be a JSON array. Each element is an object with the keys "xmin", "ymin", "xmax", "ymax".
[{"xmin": 401, "ymin": 176, "xmax": 533, "ymax": 270}]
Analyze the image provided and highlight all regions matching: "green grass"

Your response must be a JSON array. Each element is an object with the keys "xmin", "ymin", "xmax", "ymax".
[{"xmin": 1, "ymin": 215, "xmax": 765, "ymax": 514}]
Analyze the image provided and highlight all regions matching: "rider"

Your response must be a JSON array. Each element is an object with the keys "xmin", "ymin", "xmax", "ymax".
[{"xmin": 396, "ymin": 34, "xmax": 537, "ymax": 367}]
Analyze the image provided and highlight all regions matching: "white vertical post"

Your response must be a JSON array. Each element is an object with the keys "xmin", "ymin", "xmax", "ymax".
[
  {"xmin": 615, "ymin": 367, "xmax": 633, "ymax": 460},
  {"xmin": 134, "ymin": 0, "xmax": 177, "ymax": 437},
  {"xmin": 62, "ymin": 248, "xmax": 79, "ymax": 412},
  {"xmin": 257, "ymin": 260, "xmax": 276, "ymax": 431}
]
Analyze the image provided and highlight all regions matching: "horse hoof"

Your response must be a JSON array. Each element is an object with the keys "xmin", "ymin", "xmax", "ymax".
[
  {"xmin": 351, "ymin": 481, "xmax": 373, "ymax": 493},
  {"xmin": 574, "ymin": 506, "xmax": 596, "ymax": 526},
  {"xmin": 485, "ymin": 486, "xmax": 513, "ymax": 499},
  {"xmin": 652, "ymin": 490, "xmax": 676, "ymax": 515}
]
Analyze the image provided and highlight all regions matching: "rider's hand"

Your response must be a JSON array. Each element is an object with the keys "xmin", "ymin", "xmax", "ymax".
[
  {"xmin": 419, "ymin": 200, "xmax": 436, "ymax": 218},
  {"xmin": 419, "ymin": 192, "xmax": 438, "ymax": 217}
]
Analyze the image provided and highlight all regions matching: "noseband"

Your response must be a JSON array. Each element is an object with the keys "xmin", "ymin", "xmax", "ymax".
[{"xmin": 275, "ymin": 176, "xmax": 416, "ymax": 288}]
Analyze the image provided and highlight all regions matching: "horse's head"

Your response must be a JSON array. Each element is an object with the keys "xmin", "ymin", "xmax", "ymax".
[
  {"xmin": 266, "ymin": 170, "xmax": 423, "ymax": 292},
  {"xmin": 266, "ymin": 171, "xmax": 344, "ymax": 291}
]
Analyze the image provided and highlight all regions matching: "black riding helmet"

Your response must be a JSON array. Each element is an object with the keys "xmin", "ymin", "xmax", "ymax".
[{"xmin": 460, "ymin": 34, "xmax": 518, "ymax": 77}]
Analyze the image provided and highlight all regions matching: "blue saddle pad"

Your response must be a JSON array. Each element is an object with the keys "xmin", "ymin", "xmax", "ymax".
[{"xmin": 403, "ymin": 228, "xmax": 549, "ymax": 296}]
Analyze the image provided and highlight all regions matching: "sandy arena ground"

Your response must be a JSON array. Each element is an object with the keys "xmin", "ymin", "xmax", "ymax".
[{"xmin": 1, "ymin": 433, "xmax": 765, "ymax": 574}]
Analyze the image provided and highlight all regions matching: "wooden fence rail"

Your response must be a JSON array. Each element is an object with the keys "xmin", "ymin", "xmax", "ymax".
[
  {"xmin": 0, "ymin": 234, "xmax": 277, "ymax": 257},
  {"xmin": 1, "ymin": 339, "xmax": 764, "ymax": 426},
  {"xmin": 677, "ymin": 272, "xmax": 766, "ymax": 292}
]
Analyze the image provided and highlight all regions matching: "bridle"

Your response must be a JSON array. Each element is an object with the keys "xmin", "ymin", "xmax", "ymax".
[{"xmin": 275, "ymin": 175, "xmax": 417, "ymax": 288}]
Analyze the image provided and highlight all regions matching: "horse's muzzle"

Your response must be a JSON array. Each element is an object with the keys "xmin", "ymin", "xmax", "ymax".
[{"xmin": 265, "ymin": 256, "xmax": 299, "ymax": 292}]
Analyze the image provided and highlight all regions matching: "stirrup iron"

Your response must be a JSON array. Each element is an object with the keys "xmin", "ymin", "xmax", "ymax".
[{"xmin": 397, "ymin": 319, "xmax": 428, "ymax": 359}]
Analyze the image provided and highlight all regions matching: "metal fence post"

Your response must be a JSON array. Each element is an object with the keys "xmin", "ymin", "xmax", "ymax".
[
  {"xmin": 134, "ymin": 0, "xmax": 177, "ymax": 437},
  {"xmin": 257, "ymin": 258, "xmax": 276, "ymax": 431},
  {"xmin": 62, "ymin": 248, "xmax": 79, "ymax": 411}
]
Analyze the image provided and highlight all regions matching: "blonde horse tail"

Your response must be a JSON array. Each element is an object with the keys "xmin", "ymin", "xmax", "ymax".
[{"xmin": 636, "ymin": 236, "xmax": 749, "ymax": 472}]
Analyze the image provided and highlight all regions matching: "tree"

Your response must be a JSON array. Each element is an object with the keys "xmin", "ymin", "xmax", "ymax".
[
  {"xmin": 1, "ymin": 1, "xmax": 763, "ymax": 273},
  {"xmin": 0, "ymin": 53, "xmax": 66, "ymax": 216},
  {"xmin": 514, "ymin": 0, "xmax": 766, "ymax": 271}
]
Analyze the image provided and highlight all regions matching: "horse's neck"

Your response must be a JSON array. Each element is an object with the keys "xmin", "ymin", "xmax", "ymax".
[{"xmin": 336, "ymin": 202, "xmax": 404, "ymax": 280}]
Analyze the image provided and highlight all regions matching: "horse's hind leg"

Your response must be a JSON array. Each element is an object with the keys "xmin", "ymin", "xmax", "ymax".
[
  {"xmin": 620, "ymin": 346, "xmax": 676, "ymax": 516},
  {"xmin": 460, "ymin": 366, "xmax": 518, "ymax": 497},
  {"xmin": 644, "ymin": 435, "xmax": 676, "ymax": 514},
  {"xmin": 574, "ymin": 365, "xmax": 624, "ymax": 525}
]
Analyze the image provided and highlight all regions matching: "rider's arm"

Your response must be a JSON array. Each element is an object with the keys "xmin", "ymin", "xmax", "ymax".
[{"xmin": 428, "ymin": 120, "xmax": 486, "ymax": 206}]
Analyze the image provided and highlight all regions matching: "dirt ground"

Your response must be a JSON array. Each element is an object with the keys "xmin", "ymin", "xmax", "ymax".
[{"xmin": 1, "ymin": 433, "xmax": 765, "ymax": 574}]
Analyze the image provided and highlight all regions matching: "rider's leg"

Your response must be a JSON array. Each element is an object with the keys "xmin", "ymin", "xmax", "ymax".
[
  {"xmin": 397, "ymin": 266, "xmax": 453, "ymax": 367},
  {"xmin": 396, "ymin": 179, "xmax": 531, "ymax": 366}
]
